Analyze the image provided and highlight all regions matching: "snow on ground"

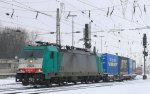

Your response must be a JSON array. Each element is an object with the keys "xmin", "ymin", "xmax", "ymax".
[
  {"xmin": 50, "ymin": 80, "xmax": 149, "ymax": 94},
  {"xmin": 46, "ymin": 79, "xmax": 150, "ymax": 94},
  {"xmin": 0, "ymin": 75, "xmax": 150, "ymax": 94},
  {"xmin": 0, "ymin": 77, "xmax": 15, "ymax": 85},
  {"xmin": 46, "ymin": 75, "xmax": 150, "ymax": 94}
]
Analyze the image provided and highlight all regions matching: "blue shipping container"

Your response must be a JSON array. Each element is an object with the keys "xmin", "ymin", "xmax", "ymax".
[
  {"xmin": 132, "ymin": 60, "xmax": 136, "ymax": 74},
  {"xmin": 128, "ymin": 59, "xmax": 136, "ymax": 75},
  {"xmin": 118, "ymin": 56, "xmax": 128, "ymax": 75},
  {"xmin": 128, "ymin": 58, "xmax": 133, "ymax": 75},
  {"xmin": 101, "ymin": 53, "xmax": 119, "ymax": 75}
]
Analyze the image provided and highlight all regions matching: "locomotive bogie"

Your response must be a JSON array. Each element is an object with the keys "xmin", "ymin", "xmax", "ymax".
[{"xmin": 16, "ymin": 73, "xmax": 45, "ymax": 86}]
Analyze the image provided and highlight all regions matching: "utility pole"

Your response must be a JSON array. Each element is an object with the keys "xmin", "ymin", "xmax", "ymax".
[
  {"xmin": 68, "ymin": 15, "xmax": 77, "ymax": 47},
  {"xmin": 56, "ymin": 8, "xmax": 61, "ymax": 45},
  {"xmin": 143, "ymin": 34, "xmax": 148, "ymax": 79}
]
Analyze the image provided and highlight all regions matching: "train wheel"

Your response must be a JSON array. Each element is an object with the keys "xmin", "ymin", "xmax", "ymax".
[
  {"xmin": 45, "ymin": 80, "xmax": 52, "ymax": 87},
  {"xmin": 58, "ymin": 82, "xmax": 63, "ymax": 86},
  {"xmin": 81, "ymin": 81, "xmax": 84, "ymax": 84},
  {"xmin": 22, "ymin": 81, "xmax": 29, "ymax": 86},
  {"xmin": 85, "ymin": 80, "xmax": 89, "ymax": 84},
  {"xmin": 73, "ymin": 81, "xmax": 77, "ymax": 85},
  {"xmin": 45, "ymin": 82, "xmax": 52, "ymax": 87},
  {"xmin": 46, "ymin": 83, "xmax": 52, "ymax": 87},
  {"xmin": 33, "ymin": 85, "xmax": 38, "ymax": 88},
  {"xmin": 94, "ymin": 80, "xmax": 98, "ymax": 83},
  {"xmin": 62, "ymin": 82, "xmax": 67, "ymax": 86}
]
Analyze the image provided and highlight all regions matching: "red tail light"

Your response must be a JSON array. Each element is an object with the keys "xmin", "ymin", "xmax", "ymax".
[
  {"xmin": 18, "ymin": 68, "xmax": 42, "ymax": 73},
  {"xmin": 24, "ymin": 68, "xmax": 36, "ymax": 73}
]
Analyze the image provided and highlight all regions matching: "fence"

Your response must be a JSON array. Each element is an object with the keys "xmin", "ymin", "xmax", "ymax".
[{"xmin": 0, "ymin": 59, "xmax": 18, "ymax": 78}]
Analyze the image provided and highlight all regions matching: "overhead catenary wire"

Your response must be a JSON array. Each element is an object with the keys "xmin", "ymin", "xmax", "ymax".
[
  {"xmin": 79, "ymin": 0, "xmax": 150, "ymax": 39},
  {"xmin": 0, "ymin": 14, "xmax": 83, "ymax": 35},
  {"xmin": 9, "ymin": 0, "xmax": 92, "ymax": 28},
  {"xmin": 0, "ymin": 18, "xmax": 80, "ymax": 35},
  {"xmin": 2, "ymin": 0, "xmax": 50, "ymax": 3},
  {"xmin": 1, "ymin": 11, "xmax": 150, "ymax": 34},
  {"xmin": 2, "ymin": 0, "xmax": 150, "ymax": 15},
  {"xmin": 0, "ymin": 19, "xmax": 53, "ymax": 32},
  {"xmin": 15, "ymin": 0, "xmax": 150, "ymax": 28},
  {"xmin": 76, "ymin": 0, "xmax": 146, "ymax": 26},
  {"xmin": 1, "ymin": 11, "xmax": 150, "ymax": 35},
  {"xmin": 0, "ymin": 0, "xmax": 143, "ymax": 27},
  {"xmin": 0, "ymin": 0, "xmax": 149, "ymax": 49},
  {"xmin": 73, "ymin": 0, "xmax": 136, "ymax": 32},
  {"xmin": 0, "ymin": 0, "xmax": 86, "ymax": 30},
  {"xmin": 1, "ymin": 0, "xmax": 150, "ymax": 33},
  {"xmin": 59, "ymin": 0, "xmax": 114, "ymax": 30},
  {"xmin": 0, "ymin": 0, "xmax": 53, "ymax": 17}
]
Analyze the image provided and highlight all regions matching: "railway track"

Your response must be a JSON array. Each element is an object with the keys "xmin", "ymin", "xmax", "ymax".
[
  {"xmin": 0, "ymin": 79, "xmax": 147, "ymax": 94},
  {"xmin": 0, "ymin": 82, "xmax": 114, "ymax": 94},
  {"xmin": 0, "ymin": 83, "xmax": 30, "ymax": 93}
]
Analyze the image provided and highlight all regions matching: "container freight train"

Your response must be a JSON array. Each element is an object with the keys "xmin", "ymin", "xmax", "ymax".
[
  {"xmin": 16, "ymin": 43, "xmax": 136, "ymax": 86},
  {"xmin": 101, "ymin": 53, "xmax": 136, "ymax": 81}
]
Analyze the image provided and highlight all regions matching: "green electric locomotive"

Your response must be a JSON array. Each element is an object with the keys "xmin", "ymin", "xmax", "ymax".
[{"xmin": 16, "ymin": 42, "xmax": 103, "ymax": 86}]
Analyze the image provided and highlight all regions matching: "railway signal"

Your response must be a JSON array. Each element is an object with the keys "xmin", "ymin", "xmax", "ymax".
[{"xmin": 143, "ymin": 33, "xmax": 148, "ymax": 80}]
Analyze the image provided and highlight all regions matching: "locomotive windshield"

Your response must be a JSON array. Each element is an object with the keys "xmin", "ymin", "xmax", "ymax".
[{"xmin": 22, "ymin": 50, "xmax": 44, "ymax": 58}]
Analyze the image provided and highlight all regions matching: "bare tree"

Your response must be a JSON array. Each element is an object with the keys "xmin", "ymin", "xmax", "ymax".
[
  {"xmin": 26, "ymin": 31, "xmax": 39, "ymax": 45},
  {"xmin": 0, "ymin": 27, "xmax": 28, "ymax": 59}
]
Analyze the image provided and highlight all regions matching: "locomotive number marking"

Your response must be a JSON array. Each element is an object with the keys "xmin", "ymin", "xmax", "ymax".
[{"xmin": 27, "ymin": 64, "xmax": 34, "ymax": 68}]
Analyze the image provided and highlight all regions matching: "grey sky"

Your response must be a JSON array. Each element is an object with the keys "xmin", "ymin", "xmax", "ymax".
[{"xmin": 0, "ymin": 0, "xmax": 150, "ymax": 65}]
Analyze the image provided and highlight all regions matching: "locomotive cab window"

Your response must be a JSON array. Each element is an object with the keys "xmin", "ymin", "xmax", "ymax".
[
  {"xmin": 50, "ymin": 52, "xmax": 54, "ymax": 59},
  {"xmin": 21, "ymin": 49, "xmax": 44, "ymax": 59}
]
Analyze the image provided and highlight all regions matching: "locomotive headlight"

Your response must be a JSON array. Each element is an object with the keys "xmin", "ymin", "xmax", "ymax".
[
  {"xmin": 29, "ymin": 59, "xmax": 33, "ymax": 63},
  {"xmin": 18, "ymin": 69, "xmax": 24, "ymax": 72},
  {"xmin": 36, "ymin": 68, "xmax": 42, "ymax": 72}
]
